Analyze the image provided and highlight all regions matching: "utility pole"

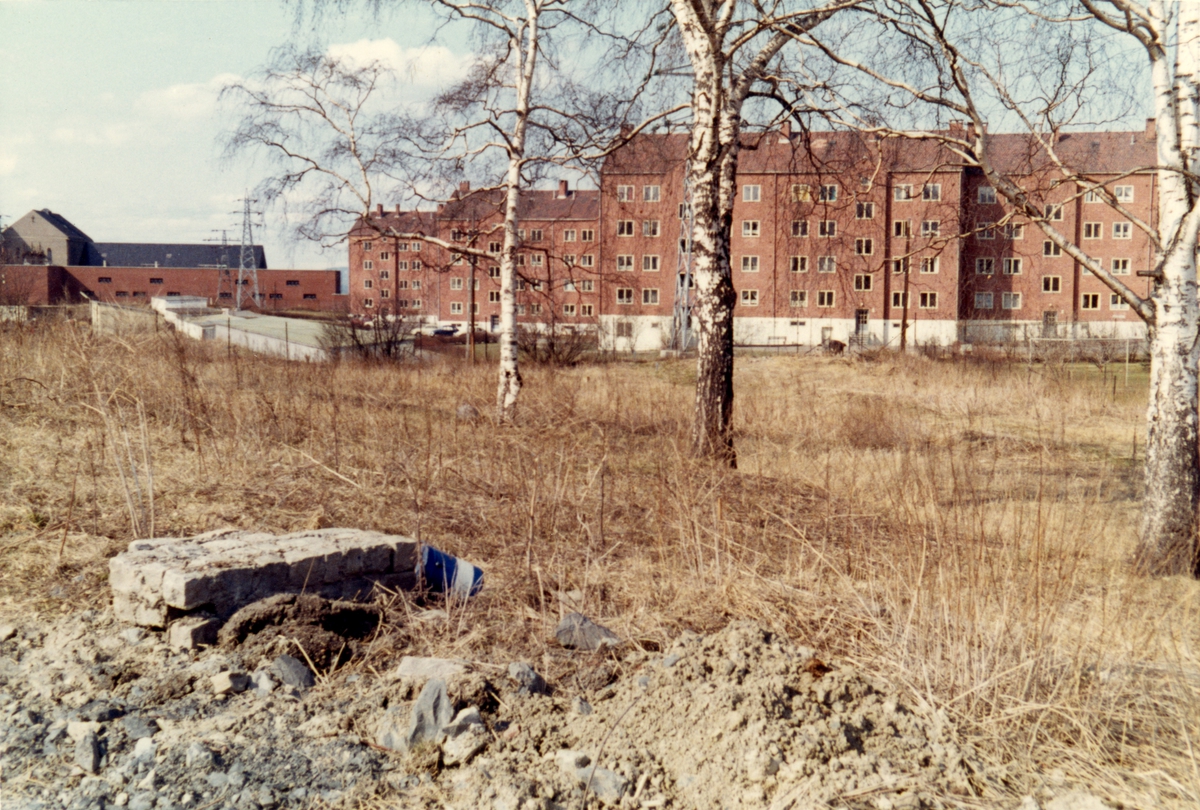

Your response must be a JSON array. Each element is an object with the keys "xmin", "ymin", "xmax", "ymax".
[
  {"xmin": 899, "ymin": 237, "xmax": 912, "ymax": 352},
  {"xmin": 463, "ymin": 226, "xmax": 480, "ymax": 363}
]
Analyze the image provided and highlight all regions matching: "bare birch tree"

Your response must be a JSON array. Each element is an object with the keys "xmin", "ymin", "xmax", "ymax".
[
  {"xmin": 802, "ymin": 0, "xmax": 1200, "ymax": 575},
  {"xmin": 664, "ymin": 0, "xmax": 860, "ymax": 464}
]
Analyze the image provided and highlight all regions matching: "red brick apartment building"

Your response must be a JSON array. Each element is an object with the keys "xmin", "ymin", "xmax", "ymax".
[
  {"xmin": 1, "ymin": 209, "xmax": 341, "ymax": 312},
  {"xmin": 348, "ymin": 122, "xmax": 1157, "ymax": 351}
]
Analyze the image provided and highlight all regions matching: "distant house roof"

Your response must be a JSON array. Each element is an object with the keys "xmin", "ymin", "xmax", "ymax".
[
  {"xmin": 439, "ymin": 187, "xmax": 600, "ymax": 222},
  {"xmin": 84, "ymin": 242, "xmax": 268, "ymax": 269},
  {"xmin": 31, "ymin": 209, "xmax": 94, "ymax": 243}
]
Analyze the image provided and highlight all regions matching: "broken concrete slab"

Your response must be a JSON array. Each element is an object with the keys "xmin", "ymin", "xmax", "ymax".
[
  {"xmin": 168, "ymin": 615, "xmax": 220, "ymax": 650},
  {"xmin": 109, "ymin": 528, "xmax": 418, "ymax": 627},
  {"xmin": 555, "ymin": 613, "xmax": 620, "ymax": 651},
  {"xmin": 395, "ymin": 656, "xmax": 468, "ymax": 684}
]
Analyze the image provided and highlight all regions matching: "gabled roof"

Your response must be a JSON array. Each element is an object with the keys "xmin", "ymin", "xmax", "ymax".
[
  {"xmin": 438, "ymin": 187, "xmax": 600, "ymax": 222},
  {"xmin": 85, "ymin": 242, "xmax": 267, "ymax": 269},
  {"xmin": 27, "ymin": 209, "xmax": 93, "ymax": 242}
]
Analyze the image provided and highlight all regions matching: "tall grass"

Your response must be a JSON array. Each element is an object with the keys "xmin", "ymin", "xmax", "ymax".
[{"xmin": 1, "ymin": 320, "xmax": 1197, "ymax": 806}]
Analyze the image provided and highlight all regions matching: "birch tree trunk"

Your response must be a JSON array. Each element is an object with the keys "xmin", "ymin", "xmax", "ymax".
[
  {"xmin": 1136, "ymin": 0, "xmax": 1200, "ymax": 575},
  {"xmin": 495, "ymin": 5, "xmax": 537, "ymax": 423}
]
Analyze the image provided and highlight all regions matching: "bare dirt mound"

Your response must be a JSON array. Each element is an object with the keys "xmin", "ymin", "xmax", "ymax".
[{"xmin": 439, "ymin": 621, "xmax": 997, "ymax": 809}]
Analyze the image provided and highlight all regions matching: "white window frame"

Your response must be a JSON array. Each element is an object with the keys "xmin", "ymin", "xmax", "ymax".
[
  {"xmin": 1083, "ymin": 222, "xmax": 1103, "ymax": 239},
  {"xmin": 1001, "ymin": 292, "xmax": 1022, "ymax": 310},
  {"xmin": 818, "ymin": 220, "xmax": 836, "ymax": 238},
  {"xmin": 790, "ymin": 290, "xmax": 807, "ymax": 307},
  {"xmin": 741, "ymin": 255, "xmax": 760, "ymax": 272},
  {"xmin": 789, "ymin": 256, "xmax": 808, "ymax": 273},
  {"xmin": 642, "ymin": 288, "xmax": 660, "ymax": 305},
  {"xmin": 894, "ymin": 184, "xmax": 913, "ymax": 201},
  {"xmin": 819, "ymin": 184, "xmax": 838, "ymax": 202},
  {"xmin": 643, "ymin": 255, "xmax": 660, "ymax": 272},
  {"xmin": 977, "ymin": 186, "xmax": 997, "ymax": 204},
  {"xmin": 1003, "ymin": 258, "xmax": 1022, "ymax": 275},
  {"xmin": 1114, "ymin": 185, "xmax": 1134, "ymax": 202},
  {"xmin": 739, "ymin": 289, "xmax": 759, "ymax": 306},
  {"xmin": 1113, "ymin": 222, "xmax": 1132, "ymax": 239},
  {"xmin": 742, "ymin": 220, "xmax": 761, "ymax": 238},
  {"xmin": 643, "ymin": 185, "xmax": 661, "ymax": 202},
  {"xmin": 919, "ymin": 291, "xmax": 938, "ymax": 309},
  {"xmin": 1111, "ymin": 258, "xmax": 1130, "ymax": 275},
  {"xmin": 923, "ymin": 183, "xmax": 941, "ymax": 201},
  {"xmin": 854, "ymin": 274, "xmax": 873, "ymax": 291},
  {"xmin": 920, "ymin": 257, "xmax": 940, "ymax": 274},
  {"xmin": 617, "ymin": 220, "xmax": 635, "ymax": 237},
  {"xmin": 1081, "ymin": 293, "xmax": 1101, "ymax": 310},
  {"xmin": 856, "ymin": 202, "xmax": 874, "ymax": 220},
  {"xmin": 616, "ymin": 287, "xmax": 634, "ymax": 305},
  {"xmin": 616, "ymin": 255, "xmax": 634, "ymax": 271},
  {"xmin": 1042, "ymin": 275, "xmax": 1062, "ymax": 293},
  {"xmin": 643, "ymin": 220, "xmax": 660, "ymax": 238},
  {"xmin": 817, "ymin": 256, "xmax": 836, "ymax": 273},
  {"xmin": 975, "ymin": 258, "xmax": 994, "ymax": 275},
  {"xmin": 854, "ymin": 238, "xmax": 873, "ymax": 256},
  {"xmin": 975, "ymin": 292, "xmax": 994, "ymax": 309},
  {"xmin": 817, "ymin": 290, "xmax": 836, "ymax": 308},
  {"xmin": 743, "ymin": 184, "xmax": 761, "ymax": 202},
  {"xmin": 792, "ymin": 220, "xmax": 809, "ymax": 238},
  {"xmin": 616, "ymin": 185, "xmax": 634, "ymax": 202}
]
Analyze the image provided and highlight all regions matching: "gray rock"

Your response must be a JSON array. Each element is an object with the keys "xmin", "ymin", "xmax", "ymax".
[
  {"xmin": 663, "ymin": 653, "xmax": 683, "ymax": 668},
  {"xmin": 227, "ymin": 762, "xmax": 246, "ymax": 788},
  {"xmin": 554, "ymin": 613, "xmax": 620, "ymax": 651},
  {"xmin": 121, "ymin": 716, "xmax": 158, "ymax": 740},
  {"xmin": 184, "ymin": 742, "xmax": 214, "ymax": 771},
  {"xmin": 128, "ymin": 793, "xmax": 155, "ymax": 810},
  {"xmin": 252, "ymin": 670, "xmax": 277, "ymax": 696},
  {"xmin": 508, "ymin": 662, "xmax": 548, "ymax": 695},
  {"xmin": 375, "ymin": 706, "xmax": 409, "ymax": 752},
  {"xmin": 206, "ymin": 771, "xmax": 228, "ymax": 789},
  {"xmin": 78, "ymin": 700, "xmax": 123, "ymax": 722},
  {"xmin": 131, "ymin": 737, "xmax": 156, "ymax": 764},
  {"xmin": 167, "ymin": 616, "xmax": 220, "ymax": 650},
  {"xmin": 271, "ymin": 655, "xmax": 315, "ymax": 689},
  {"xmin": 442, "ymin": 724, "xmax": 488, "ymax": 766},
  {"xmin": 120, "ymin": 627, "xmax": 145, "ymax": 646},
  {"xmin": 571, "ymin": 696, "xmax": 593, "ymax": 715},
  {"xmin": 442, "ymin": 706, "xmax": 484, "ymax": 738},
  {"xmin": 394, "ymin": 656, "xmax": 467, "ymax": 684},
  {"xmin": 406, "ymin": 678, "xmax": 454, "ymax": 749},
  {"xmin": 0, "ymin": 625, "xmax": 16, "ymax": 642},
  {"xmin": 75, "ymin": 731, "xmax": 101, "ymax": 774},
  {"xmin": 580, "ymin": 765, "xmax": 629, "ymax": 806},
  {"xmin": 210, "ymin": 671, "xmax": 250, "ymax": 696}
]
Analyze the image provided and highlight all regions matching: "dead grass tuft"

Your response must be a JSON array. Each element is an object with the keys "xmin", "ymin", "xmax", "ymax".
[{"xmin": 1, "ymin": 321, "xmax": 1197, "ymax": 806}]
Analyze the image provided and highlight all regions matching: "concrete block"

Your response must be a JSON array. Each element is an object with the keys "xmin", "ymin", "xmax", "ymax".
[
  {"xmin": 109, "ymin": 528, "xmax": 420, "ymax": 627},
  {"xmin": 168, "ymin": 615, "xmax": 220, "ymax": 650}
]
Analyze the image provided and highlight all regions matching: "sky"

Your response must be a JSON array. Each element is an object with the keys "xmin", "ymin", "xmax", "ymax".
[{"xmin": 0, "ymin": 0, "xmax": 465, "ymax": 269}]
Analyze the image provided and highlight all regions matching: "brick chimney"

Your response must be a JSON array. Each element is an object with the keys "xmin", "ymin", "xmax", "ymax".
[
  {"xmin": 948, "ymin": 120, "xmax": 965, "ymax": 136},
  {"xmin": 459, "ymin": 181, "xmax": 471, "ymax": 195},
  {"xmin": 779, "ymin": 120, "xmax": 792, "ymax": 142},
  {"xmin": 395, "ymin": 204, "xmax": 402, "ymax": 215},
  {"xmin": 1146, "ymin": 117, "xmax": 1157, "ymax": 139},
  {"xmin": 557, "ymin": 180, "xmax": 569, "ymax": 198},
  {"xmin": 376, "ymin": 203, "xmax": 383, "ymax": 216}
]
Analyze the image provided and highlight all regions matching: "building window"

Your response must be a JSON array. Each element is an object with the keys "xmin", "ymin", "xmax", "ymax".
[
  {"xmin": 819, "ymin": 185, "xmax": 838, "ymax": 202},
  {"xmin": 1084, "ymin": 189, "xmax": 1101, "ymax": 203},
  {"xmin": 854, "ymin": 274, "xmax": 872, "ymax": 291},
  {"xmin": 133, "ymin": 292, "xmax": 146, "ymax": 297},
  {"xmin": 741, "ymin": 256, "xmax": 760, "ymax": 272},
  {"xmin": 856, "ymin": 202, "xmax": 874, "ymax": 220},
  {"xmin": 1112, "ymin": 258, "xmax": 1130, "ymax": 275},
  {"xmin": 975, "ymin": 258, "xmax": 994, "ymax": 274},
  {"xmin": 919, "ymin": 291, "xmax": 938, "ymax": 309},
  {"xmin": 1043, "ymin": 276, "xmax": 1061, "ymax": 293},
  {"xmin": 530, "ymin": 254, "xmax": 543, "ymax": 267},
  {"xmin": 412, "ymin": 280, "xmax": 421, "ymax": 290},
  {"xmin": 790, "ymin": 184, "xmax": 812, "ymax": 202},
  {"xmin": 742, "ymin": 220, "xmax": 761, "ymax": 237},
  {"xmin": 580, "ymin": 255, "xmax": 594, "ymax": 267},
  {"xmin": 580, "ymin": 280, "xmax": 594, "ymax": 292},
  {"xmin": 363, "ymin": 298, "xmax": 374, "ymax": 308},
  {"xmin": 488, "ymin": 290, "xmax": 501, "ymax": 303},
  {"xmin": 1004, "ymin": 223, "xmax": 1025, "ymax": 240},
  {"xmin": 1001, "ymin": 292, "xmax": 1022, "ymax": 310},
  {"xmin": 563, "ymin": 279, "xmax": 576, "ymax": 292},
  {"xmin": 792, "ymin": 220, "xmax": 809, "ymax": 238},
  {"xmin": 1081, "ymin": 293, "xmax": 1100, "ymax": 310},
  {"xmin": 743, "ymin": 184, "xmax": 761, "ymax": 202},
  {"xmin": 643, "ymin": 288, "xmax": 660, "ymax": 305},
  {"xmin": 1083, "ymin": 222, "xmax": 1102, "ymax": 239},
  {"xmin": 412, "ymin": 261, "xmax": 421, "ymax": 270},
  {"xmin": 398, "ymin": 261, "xmax": 409, "ymax": 271},
  {"xmin": 617, "ymin": 220, "xmax": 635, "ymax": 237},
  {"xmin": 564, "ymin": 304, "xmax": 577, "ymax": 316},
  {"xmin": 1111, "ymin": 294, "xmax": 1129, "ymax": 310},
  {"xmin": 96, "ymin": 276, "xmax": 112, "ymax": 283},
  {"xmin": 563, "ymin": 229, "xmax": 576, "ymax": 242},
  {"xmin": 218, "ymin": 292, "xmax": 231, "ymax": 299},
  {"xmin": 1045, "ymin": 204, "xmax": 1064, "ymax": 221},
  {"xmin": 975, "ymin": 292, "xmax": 994, "ymax": 309},
  {"xmin": 817, "ymin": 290, "xmax": 835, "ymax": 307},
  {"xmin": 397, "ymin": 243, "xmax": 409, "ymax": 252},
  {"xmin": 894, "ymin": 184, "xmax": 913, "ymax": 201},
  {"xmin": 488, "ymin": 241, "xmax": 501, "ymax": 253},
  {"xmin": 643, "ymin": 255, "xmax": 660, "ymax": 272},
  {"xmin": 581, "ymin": 229, "xmax": 594, "ymax": 242},
  {"xmin": 362, "ymin": 242, "xmax": 372, "ymax": 251},
  {"xmin": 303, "ymin": 293, "xmax": 317, "ymax": 300},
  {"xmin": 380, "ymin": 251, "xmax": 390, "ymax": 261},
  {"xmin": 854, "ymin": 238, "xmax": 873, "ymax": 255},
  {"xmin": 817, "ymin": 256, "xmax": 836, "ymax": 273},
  {"xmin": 616, "ymin": 287, "xmax": 634, "ymax": 305},
  {"xmin": 149, "ymin": 277, "xmax": 164, "ymax": 285},
  {"xmin": 616, "ymin": 321, "xmax": 633, "ymax": 337},
  {"xmin": 921, "ymin": 220, "xmax": 940, "ymax": 237},
  {"xmin": 379, "ymin": 289, "xmax": 390, "ymax": 299},
  {"xmin": 1113, "ymin": 222, "xmax": 1132, "ymax": 239},
  {"xmin": 363, "ymin": 260, "xmax": 373, "ymax": 270},
  {"xmin": 617, "ymin": 255, "xmax": 634, "ymax": 271},
  {"xmin": 581, "ymin": 304, "xmax": 594, "ymax": 316},
  {"xmin": 923, "ymin": 184, "xmax": 941, "ymax": 201},
  {"xmin": 977, "ymin": 222, "xmax": 995, "ymax": 240},
  {"xmin": 529, "ymin": 229, "xmax": 543, "ymax": 242},
  {"xmin": 397, "ymin": 280, "xmax": 409, "ymax": 290},
  {"xmin": 643, "ymin": 220, "xmax": 660, "ymax": 237},
  {"xmin": 790, "ymin": 256, "xmax": 808, "ymax": 273},
  {"xmin": 363, "ymin": 279, "xmax": 373, "ymax": 289},
  {"xmin": 563, "ymin": 254, "xmax": 576, "ymax": 266},
  {"xmin": 1003, "ymin": 258, "xmax": 1022, "ymax": 275},
  {"xmin": 1114, "ymin": 185, "xmax": 1134, "ymax": 202},
  {"xmin": 978, "ymin": 186, "xmax": 997, "ymax": 204},
  {"xmin": 617, "ymin": 185, "xmax": 634, "ymax": 202},
  {"xmin": 790, "ymin": 290, "xmax": 807, "ymax": 307},
  {"xmin": 892, "ymin": 257, "xmax": 909, "ymax": 274},
  {"xmin": 643, "ymin": 185, "xmax": 661, "ymax": 202},
  {"xmin": 740, "ymin": 289, "xmax": 759, "ymax": 306},
  {"xmin": 451, "ymin": 301, "xmax": 463, "ymax": 314},
  {"xmin": 920, "ymin": 257, "xmax": 940, "ymax": 274},
  {"xmin": 1043, "ymin": 240, "xmax": 1063, "ymax": 256},
  {"xmin": 379, "ymin": 270, "xmax": 390, "ymax": 279},
  {"xmin": 892, "ymin": 291, "xmax": 908, "ymax": 308},
  {"xmin": 450, "ymin": 277, "xmax": 463, "ymax": 290},
  {"xmin": 894, "ymin": 220, "xmax": 911, "ymax": 238},
  {"xmin": 286, "ymin": 279, "xmax": 300, "ymax": 286},
  {"xmin": 818, "ymin": 220, "xmax": 836, "ymax": 237}
]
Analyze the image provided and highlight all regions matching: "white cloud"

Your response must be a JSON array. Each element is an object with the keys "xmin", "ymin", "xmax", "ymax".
[
  {"xmin": 49, "ymin": 124, "xmax": 133, "ymax": 146},
  {"xmin": 134, "ymin": 73, "xmax": 241, "ymax": 121},
  {"xmin": 326, "ymin": 39, "xmax": 469, "ymax": 88},
  {"xmin": 0, "ymin": 152, "xmax": 17, "ymax": 176}
]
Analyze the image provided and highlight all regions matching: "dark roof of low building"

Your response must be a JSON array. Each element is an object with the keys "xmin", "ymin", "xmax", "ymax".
[{"xmin": 84, "ymin": 242, "xmax": 267, "ymax": 269}]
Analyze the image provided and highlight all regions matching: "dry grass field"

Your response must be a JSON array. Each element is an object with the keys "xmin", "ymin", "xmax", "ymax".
[{"xmin": 1, "ymin": 319, "xmax": 1198, "ymax": 807}]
